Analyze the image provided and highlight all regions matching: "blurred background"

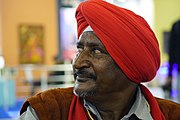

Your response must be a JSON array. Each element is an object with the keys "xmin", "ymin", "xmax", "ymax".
[{"xmin": 0, "ymin": 0, "xmax": 180, "ymax": 119}]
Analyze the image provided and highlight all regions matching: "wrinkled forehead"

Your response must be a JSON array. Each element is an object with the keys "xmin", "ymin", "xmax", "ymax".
[
  {"xmin": 79, "ymin": 31, "xmax": 103, "ymax": 45},
  {"xmin": 78, "ymin": 26, "xmax": 110, "ymax": 55},
  {"xmin": 79, "ymin": 25, "xmax": 93, "ymax": 38}
]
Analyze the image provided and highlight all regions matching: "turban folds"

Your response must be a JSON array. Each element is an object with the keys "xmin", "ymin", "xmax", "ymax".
[{"xmin": 75, "ymin": 0, "xmax": 160, "ymax": 83}]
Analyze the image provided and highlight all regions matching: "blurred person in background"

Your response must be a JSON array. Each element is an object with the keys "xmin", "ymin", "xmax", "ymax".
[
  {"xmin": 162, "ymin": 19, "xmax": 180, "ymax": 101},
  {"xmin": 18, "ymin": 0, "xmax": 180, "ymax": 120}
]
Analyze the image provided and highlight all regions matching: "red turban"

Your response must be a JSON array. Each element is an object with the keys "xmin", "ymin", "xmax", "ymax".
[{"xmin": 75, "ymin": 0, "xmax": 160, "ymax": 83}]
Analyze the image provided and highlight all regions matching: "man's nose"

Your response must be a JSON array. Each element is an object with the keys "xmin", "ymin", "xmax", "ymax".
[{"xmin": 73, "ymin": 51, "xmax": 91, "ymax": 69}]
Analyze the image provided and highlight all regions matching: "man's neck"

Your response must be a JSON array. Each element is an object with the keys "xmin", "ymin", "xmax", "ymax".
[{"xmin": 85, "ymin": 86, "xmax": 138, "ymax": 120}]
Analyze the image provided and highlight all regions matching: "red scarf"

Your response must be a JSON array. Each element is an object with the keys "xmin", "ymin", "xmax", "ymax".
[
  {"xmin": 68, "ymin": 95, "xmax": 88, "ymax": 120},
  {"xmin": 140, "ymin": 84, "xmax": 166, "ymax": 120},
  {"xmin": 68, "ymin": 85, "xmax": 165, "ymax": 120}
]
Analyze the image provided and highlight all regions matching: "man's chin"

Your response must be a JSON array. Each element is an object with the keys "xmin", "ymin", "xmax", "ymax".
[{"xmin": 73, "ymin": 82, "xmax": 96, "ymax": 97}]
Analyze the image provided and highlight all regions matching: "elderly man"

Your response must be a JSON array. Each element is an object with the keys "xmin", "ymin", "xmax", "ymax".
[{"xmin": 19, "ymin": 0, "xmax": 180, "ymax": 120}]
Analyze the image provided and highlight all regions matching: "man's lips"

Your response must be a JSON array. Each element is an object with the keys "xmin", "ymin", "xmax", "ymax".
[
  {"xmin": 76, "ymin": 76, "xmax": 92, "ymax": 82},
  {"xmin": 73, "ymin": 69, "xmax": 97, "ymax": 82}
]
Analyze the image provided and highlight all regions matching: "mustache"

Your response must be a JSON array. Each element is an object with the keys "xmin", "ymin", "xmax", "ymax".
[{"xmin": 73, "ymin": 69, "xmax": 96, "ymax": 79}]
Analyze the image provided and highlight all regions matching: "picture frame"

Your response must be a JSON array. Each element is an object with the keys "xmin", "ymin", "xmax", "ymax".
[{"xmin": 19, "ymin": 24, "xmax": 44, "ymax": 64}]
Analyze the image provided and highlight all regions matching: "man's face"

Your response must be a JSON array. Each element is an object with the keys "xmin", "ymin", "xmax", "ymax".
[{"xmin": 73, "ymin": 31, "xmax": 133, "ymax": 98}]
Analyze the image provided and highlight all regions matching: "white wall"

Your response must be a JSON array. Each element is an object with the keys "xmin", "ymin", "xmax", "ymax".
[{"xmin": 1, "ymin": 0, "xmax": 59, "ymax": 66}]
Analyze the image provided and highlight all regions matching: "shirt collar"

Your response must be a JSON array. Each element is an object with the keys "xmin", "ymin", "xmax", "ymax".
[
  {"xmin": 121, "ymin": 87, "xmax": 153, "ymax": 120},
  {"xmin": 84, "ymin": 87, "xmax": 153, "ymax": 120}
]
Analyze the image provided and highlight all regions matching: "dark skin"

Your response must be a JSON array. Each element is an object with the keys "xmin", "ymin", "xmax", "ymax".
[{"xmin": 72, "ymin": 31, "xmax": 138, "ymax": 120}]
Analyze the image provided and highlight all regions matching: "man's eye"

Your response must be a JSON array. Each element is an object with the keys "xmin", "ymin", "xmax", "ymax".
[
  {"xmin": 77, "ymin": 48, "xmax": 83, "ymax": 53},
  {"xmin": 93, "ymin": 48, "xmax": 102, "ymax": 54}
]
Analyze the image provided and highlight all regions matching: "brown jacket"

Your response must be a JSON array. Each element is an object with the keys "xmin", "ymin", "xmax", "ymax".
[{"xmin": 20, "ymin": 87, "xmax": 180, "ymax": 120}]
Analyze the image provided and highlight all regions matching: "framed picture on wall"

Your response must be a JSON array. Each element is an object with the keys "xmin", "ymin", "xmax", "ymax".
[{"xmin": 19, "ymin": 24, "xmax": 44, "ymax": 64}]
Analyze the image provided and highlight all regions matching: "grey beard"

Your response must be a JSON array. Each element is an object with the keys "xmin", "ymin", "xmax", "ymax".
[{"xmin": 73, "ymin": 87, "xmax": 96, "ymax": 98}]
